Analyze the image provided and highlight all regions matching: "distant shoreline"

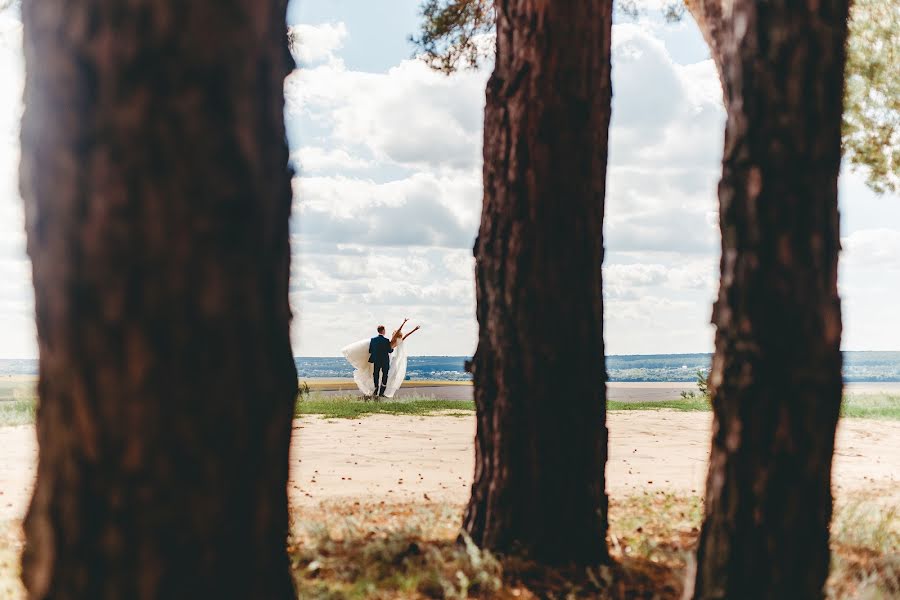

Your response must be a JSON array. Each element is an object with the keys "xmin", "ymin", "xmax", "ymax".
[{"xmin": 4, "ymin": 375, "xmax": 900, "ymax": 391}]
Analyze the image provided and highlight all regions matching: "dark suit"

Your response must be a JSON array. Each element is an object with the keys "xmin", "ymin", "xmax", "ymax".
[{"xmin": 368, "ymin": 334, "xmax": 393, "ymax": 396}]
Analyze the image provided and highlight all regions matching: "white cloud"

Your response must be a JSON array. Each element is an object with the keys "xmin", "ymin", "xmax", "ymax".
[
  {"xmin": 0, "ymin": 13, "xmax": 897, "ymax": 359},
  {"xmin": 842, "ymin": 229, "xmax": 900, "ymax": 269},
  {"xmin": 0, "ymin": 11, "xmax": 32, "ymax": 358},
  {"xmin": 292, "ymin": 171, "xmax": 480, "ymax": 249},
  {"xmin": 291, "ymin": 146, "xmax": 373, "ymax": 174},
  {"xmin": 285, "ymin": 55, "xmax": 488, "ymax": 172},
  {"xmin": 281, "ymin": 19, "xmax": 730, "ymax": 355},
  {"xmin": 289, "ymin": 22, "xmax": 348, "ymax": 66}
]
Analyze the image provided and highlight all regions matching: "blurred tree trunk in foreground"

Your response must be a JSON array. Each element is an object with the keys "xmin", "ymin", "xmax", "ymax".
[
  {"xmin": 688, "ymin": 1, "xmax": 849, "ymax": 598},
  {"xmin": 464, "ymin": 0, "xmax": 613, "ymax": 566},
  {"xmin": 20, "ymin": 1, "xmax": 297, "ymax": 598}
]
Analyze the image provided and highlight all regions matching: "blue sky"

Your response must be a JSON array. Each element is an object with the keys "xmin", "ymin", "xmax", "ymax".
[
  {"xmin": 288, "ymin": 0, "xmax": 424, "ymax": 72},
  {"xmin": 0, "ymin": 2, "xmax": 897, "ymax": 357}
]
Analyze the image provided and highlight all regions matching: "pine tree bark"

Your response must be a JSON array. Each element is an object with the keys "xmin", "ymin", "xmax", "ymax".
[
  {"xmin": 20, "ymin": 2, "xmax": 297, "ymax": 598},
  {"xmin": 463, "ymin": 0, "xmax": 613, "ymax": 566},
  {"xmin": 692, "ymin": 1, "xmax": 850, "ymax": 598}
]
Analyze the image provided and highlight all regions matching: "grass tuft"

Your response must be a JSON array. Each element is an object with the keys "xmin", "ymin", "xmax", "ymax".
[
  {"xmin": 291, "ymin": 500, "xmax": 683, "ymax": 599},
  {"xmin": 0, "ymin": 495, "xmax": 895, "ymax": 598},
  {"xmin": 0, "ymin": 400, "xmax": 36, "ymax": 428},
  {"xmin": 829, "ymin": 500, "xmax": 900, "ymax": 599},
  {"xmin": 288, "ymin": 495, "xmax": 899, "ymax": 599}
]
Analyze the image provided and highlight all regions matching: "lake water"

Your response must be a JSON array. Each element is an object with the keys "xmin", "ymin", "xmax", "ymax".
[{"xmin": 3, "ymin": 351, "xmax": 899, "ymax": 382}]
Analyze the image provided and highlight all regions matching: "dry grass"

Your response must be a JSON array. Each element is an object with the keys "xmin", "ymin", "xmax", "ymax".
[
  {"xmin": 291, "ymin": 514, "xmax": 679, "ymax": 599},
  {"xmin": 289, "ymin": 496, "xmax": 696, "ymax": 599},
  {"xmin": 0, "ymin": 495, "xmax": 894, "ymax": 599},
  {"xmin": 290, "ymin": 495, "xmax": 898, "ymax": 599},
  {"xmin": 828, "ymin": 500, "xmax": 900, "ymax": 599}
]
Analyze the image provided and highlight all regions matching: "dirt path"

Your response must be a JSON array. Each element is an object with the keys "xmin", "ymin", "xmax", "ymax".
[{"xmin": 1, "ymin": 412, "xmax": 897, "ymax": 521}]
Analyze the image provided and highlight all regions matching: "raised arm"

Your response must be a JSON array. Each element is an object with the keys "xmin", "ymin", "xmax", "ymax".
[
  {"xmin": 402, "ymin": 325, "xmax": 421, "ymax": 341},
  {"xmin": 390, "ymin": 318, "xmax": 409, "ymax": 348}
]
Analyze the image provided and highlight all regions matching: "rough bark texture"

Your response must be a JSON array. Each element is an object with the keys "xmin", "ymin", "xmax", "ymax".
[
  {"xmin": 693, "ymin": 1, "xmax": 849, "ymax": 598},
  {"xmin": 463, "ymin": 0, "xmax": 613, "ymax": 566},
  {"xmin": 20, "ymin": 2, "xmax": 297, "ymax": 598},
  {"xmin": 683, "ymin": 0, "xmax": 727, "ymax": 95}
]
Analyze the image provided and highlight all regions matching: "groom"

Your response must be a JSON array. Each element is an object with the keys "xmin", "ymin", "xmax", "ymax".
[{"xmin": 368, "ymin": 325, "xmax": 393, "ymax": 398}]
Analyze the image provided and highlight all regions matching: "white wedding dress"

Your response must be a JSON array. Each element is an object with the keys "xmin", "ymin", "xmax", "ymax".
[{"xmin": 341, "ymin": 337, "xmax": 408, "ymax": 398}]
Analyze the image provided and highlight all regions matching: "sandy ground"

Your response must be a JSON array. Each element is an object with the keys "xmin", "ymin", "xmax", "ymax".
[{"xmin": 1, "ymin": 411, "xmax": 897, "ymax": 521}]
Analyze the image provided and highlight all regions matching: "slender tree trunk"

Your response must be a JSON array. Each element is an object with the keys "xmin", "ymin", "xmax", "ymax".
[
  {"xmin": 463, "ymin": 0, "xmax": 613, "ymax": 566},
  {"xmin": 693, "ymin": 1, "xmax": 849, "ymax": 598},
  {"xmin": 20, "ymin": 2, "xmax": 297, "ymax": 598}
]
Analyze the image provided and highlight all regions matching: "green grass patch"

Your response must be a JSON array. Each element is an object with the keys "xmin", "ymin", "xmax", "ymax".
[
  {"xmin": 607, "ymin": 394, "xmax": 900, "ymax": 421},
  {"xmin": 0, "ymin": 400, "xmax": 36, "ymax": 427},
  {"xmin": 840, "ymin": 394, "xmax": 900, "ymax": 420},
  {"xmin": 0, "ymin": 381, "xmax": 36, "ymax": 403},
  {"xmin": 295, "ymin": 394, "xmax": 475, "ymax": 419},
  {"xmin": 608, "ymin": 398, "xmax": 711, "ymax": 412},
  {"xmin": 3, "ymin": 393, "xmax": 898, "ymax": 427}
]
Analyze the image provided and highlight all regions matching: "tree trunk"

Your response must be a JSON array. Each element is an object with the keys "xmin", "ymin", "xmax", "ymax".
[
  {"xmin": 693, "ymin": 1, "xmax": 849, "ymax": 598},
  {"xmin": 463, "ymin": 0, "xmax": 613, "ymax": 566},
  {"xmin": 20, "ymin": 2, "xmax": 297, "ymax": 598}
]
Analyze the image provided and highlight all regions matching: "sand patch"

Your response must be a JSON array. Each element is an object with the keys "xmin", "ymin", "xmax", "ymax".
[{"xmin": 0, "ymin": 411, "xmax": 897, "ymax": 521}]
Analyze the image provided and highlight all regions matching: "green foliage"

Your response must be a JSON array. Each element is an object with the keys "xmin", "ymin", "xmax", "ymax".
[
  {"xmin": 843, "ymin": 0, "xmax": 900, "ymax": 194},
  {"xmin": 696, "ymin": 369, "xmax": 709, "ymax": 396},
  {"xmin": 617, "ymin": 0, "xmax": 685, "ymax": 23},
  {"xmin": 678, "ymin": 369, "xmax": 710, "ymax": 402},
  {"xmin": 410, "ymin": 0, "xmax": 495, "ymax": 74},
  {"xmin": 412, "ymin": 0, "xmax": 682, "ymax": 73}
]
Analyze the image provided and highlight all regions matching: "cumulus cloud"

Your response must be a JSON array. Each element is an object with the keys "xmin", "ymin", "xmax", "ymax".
[
  {"xmin": 292, "ymin": 171, "xmax": 480, "ymax": 249},
  {"xmin": 280, "ymin": 19, "xmax": 730, "ymax": 355},
  {"xmin": 285, "ymin": 54, "xmax": 487, "ymax": 172},
  {"xmin": 0, "ymin": 12, "xmax": 32, "ymax": 358},
  {"xmin": 291, "ymin": 147, "xmax": 373, "ymax": 174},
  {"xmin": 0, "ymin": 15, "xmax": 896, "ymax": 358},
  {"xmin": 289, "ymin": 22, "xmax": 348, "ymax": 66}
]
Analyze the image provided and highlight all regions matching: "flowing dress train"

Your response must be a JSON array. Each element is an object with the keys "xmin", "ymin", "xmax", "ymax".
[{"xmin": 341, "ymin": 338, "xmax": 408, "ymax": 398}]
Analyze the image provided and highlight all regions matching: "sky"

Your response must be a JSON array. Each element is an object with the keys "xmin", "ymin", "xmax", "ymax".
[{"xmin": 0, "ymin": 1, "xmax": 898, "ymax": 358}]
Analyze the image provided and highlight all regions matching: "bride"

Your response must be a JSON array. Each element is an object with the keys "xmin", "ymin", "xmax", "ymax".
[{"xmin": 341, "ymin": 319, "xmax": 421, "ymax": 398}]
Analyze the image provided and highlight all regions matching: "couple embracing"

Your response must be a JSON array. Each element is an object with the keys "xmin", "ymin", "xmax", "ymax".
[{"xmin": 341, "ymin": 319, "xmax": 420, "ymax": 399}]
